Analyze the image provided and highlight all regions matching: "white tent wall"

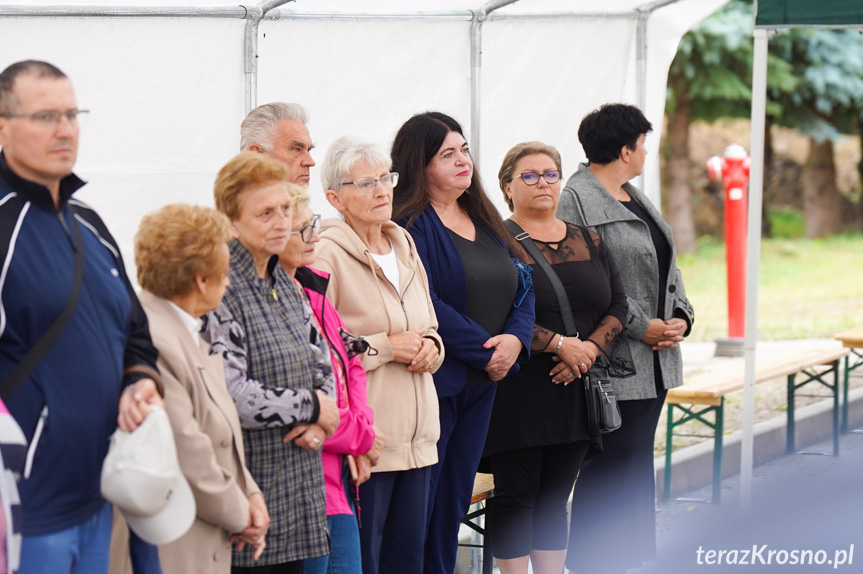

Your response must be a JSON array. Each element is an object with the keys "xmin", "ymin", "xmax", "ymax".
[
  {"xmin": 0, "ymin": 0, "xmax": 728, "ymax": 281},
  {"xmin": 479, "ymin": 16, "xmax": 637, "ymax": 205},
  {"xmin": 0, "ymin": 14, "xmax": 247, "ymax": 270},
  {"xmin": 256, "ymin": 17, "xmax": 473, "ymax": 218}
]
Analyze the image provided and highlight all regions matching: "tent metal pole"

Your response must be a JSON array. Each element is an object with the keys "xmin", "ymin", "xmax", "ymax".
[
  {"xmin": 740, "ymin": 27, "xmax": 768, "ymax": 514},
  {"xmin": 636, "ymin": 14, "xmax": 648, "ymax": 115},
  {"xmin": 470, "ymin": 0, "xmax": 518, "ymax": 168},
  {"xmin": 243, "ymin": 0, "xmax": 294, "ymax": 114},
  {"xmin": 0, "ymin": 5, "xmax": 246, "ymax": 17},
  {"xmin": 634, "ymin": 12, "xmax": 649, "ymax": 196}
]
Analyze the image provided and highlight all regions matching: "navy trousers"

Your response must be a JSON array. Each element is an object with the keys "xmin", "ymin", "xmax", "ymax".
[
  {"xmin": 424, "ymin": 383, "xmax": 496, "ymax": 574},
  {"xmin": 359, "ymin": 466, "xmax": 431, "ymax": 574}
]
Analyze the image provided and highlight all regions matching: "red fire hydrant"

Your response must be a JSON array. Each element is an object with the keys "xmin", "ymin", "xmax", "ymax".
[{"xmin": 707, "ymin": 144, "xmax": 750, "ymax": 356}]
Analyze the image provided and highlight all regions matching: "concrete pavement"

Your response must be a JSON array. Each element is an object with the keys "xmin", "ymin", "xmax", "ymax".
[{"xmin": 635, "ymin": 428, "xmax": 863, "ymax": 572}]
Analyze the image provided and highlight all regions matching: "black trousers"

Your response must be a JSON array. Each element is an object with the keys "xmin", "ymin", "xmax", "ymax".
[
  {"xmin": 233, "ymin": 562, "xmax": 302, "ymax": 574},
  {"xmin": 487, "ymin": 441, "xmax": 590, "ymax": 559},
  {"xmin": 566, "ymin": 387, "xmax": 668, "ymax": 573}
]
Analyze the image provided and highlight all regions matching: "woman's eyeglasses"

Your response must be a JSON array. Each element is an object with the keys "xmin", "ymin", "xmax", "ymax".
[
  {"xmin": 511, "ymin": 170, "xmax": 561, "ymax": 186},
  {"xmin": 290, "ymin": 214, "xmax": 321, "ymax": 243},
  {"xmin": 340, "ymin": 172, "xmax": 399, "ymax": 193}
]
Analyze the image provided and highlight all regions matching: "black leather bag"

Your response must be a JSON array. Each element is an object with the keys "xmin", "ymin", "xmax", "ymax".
[{"xmin": 583, "ymin": 358, "xmax": 622, "ymax": 434}]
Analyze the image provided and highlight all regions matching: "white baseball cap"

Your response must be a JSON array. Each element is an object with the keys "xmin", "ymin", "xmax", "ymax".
[{"xmin": 101, "ymin": 407, "xmax": 195, "ymax": 545}]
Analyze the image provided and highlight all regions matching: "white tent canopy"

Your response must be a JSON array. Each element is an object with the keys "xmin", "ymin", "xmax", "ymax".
[{"xmin": 1, "ymin": 0, "xmax": 726, "ymax": 274}]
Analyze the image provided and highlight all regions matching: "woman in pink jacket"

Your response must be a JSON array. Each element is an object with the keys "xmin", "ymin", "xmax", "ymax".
[{"xmin": 280, "ymin": 184, "xmax": 384, "ymax": 574}]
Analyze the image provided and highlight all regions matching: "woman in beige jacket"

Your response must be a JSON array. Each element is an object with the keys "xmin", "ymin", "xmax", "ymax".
[
  {"xmin": 134, "ymin": 204, "xmax": 269, "ymax": 573},
  {"xmin": 315, "ymin": 136, "xmax": 443, "ymax": 574}
]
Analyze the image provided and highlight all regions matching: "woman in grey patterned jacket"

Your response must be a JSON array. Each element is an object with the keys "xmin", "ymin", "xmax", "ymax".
[
  {"xmin": 557, "ymin": 104, "xmax": 694, "ymax": 574},
  {"xmin": 202, "ymin": 152, "xmax": 341, "ymax": 574}
]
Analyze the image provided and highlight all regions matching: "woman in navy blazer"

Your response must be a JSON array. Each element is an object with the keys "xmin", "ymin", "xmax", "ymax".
[{"xmin": 391, "ymin": 111, "xmax": 534, "ymax": 574}]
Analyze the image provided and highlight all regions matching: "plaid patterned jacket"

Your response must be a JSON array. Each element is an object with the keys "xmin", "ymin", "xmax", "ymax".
[{"xmin": 203, "ymin": 239, "xmax": 331, "ymax": 565}]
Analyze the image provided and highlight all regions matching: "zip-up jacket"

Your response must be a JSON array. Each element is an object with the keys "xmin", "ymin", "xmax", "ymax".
[
  {"xmin": 0, "ymin": 152, "xmax": 159, "ymax": 536},
  {"xmin": 315, "ymin": 219, "xmax": 442, "ymax": 473},
  {"xmin": 295, "ymin": 266, "xmax": 375, "ymax": 515}
]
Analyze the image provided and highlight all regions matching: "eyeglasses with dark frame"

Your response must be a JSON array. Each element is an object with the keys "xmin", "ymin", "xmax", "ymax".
[
  {"xmin": 0, "ymin": 109, "xmax": 89, "ymax": 126},
  {"xmin": 340, "ymin": 172, "xmax": 399, "ymax": 193},
  {"xmin": 290, "ymin": 214, "xmax": 321, "ymax": 243},
  {"xmin": 511, "ymin": 170, "xmax": 561, "ymax": 186}
]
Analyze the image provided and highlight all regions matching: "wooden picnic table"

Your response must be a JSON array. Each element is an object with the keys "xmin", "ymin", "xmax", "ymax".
[
  {"xmin": 460, "ymin": 473, "xmax": 494, "ymax": 574},
  {"xmin": 834, "ymin": 328, "xmax": 863, "ymax": 432},
  {"xmin": 664, "ymin": 346, "xmax": 848, "ymax": 503}
]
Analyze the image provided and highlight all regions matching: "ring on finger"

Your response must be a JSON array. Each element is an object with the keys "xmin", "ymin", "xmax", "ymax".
[{"xmin": 312, "ymin": 437, "xmax": 321, "ymax": 447}]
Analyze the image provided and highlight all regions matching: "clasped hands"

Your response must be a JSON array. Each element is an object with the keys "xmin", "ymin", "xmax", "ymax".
[
  {"xmin": 642, "ymin": 318, "xmax": 687, "ymax": 350},
  {"xmin": 352, "ymin": 424, "xmax": 386, "ymax": 487},
  {"xmin": 483, "ymin": 333, "xmax": 522, "ymax": 382},
  {"xmin": 283, "ymin": 390, "xmax": 340, "ymax": 451},
  {"xmin": 389, "ymin": 330, "xmax": 440, "ymax": 373},
  {"xmin": 549, "ymin": 336, "xmax": 597, "ymax": 385},
  {"xmin": 231, "ymin": 492, "xmax": 270, "ymax": 560}
]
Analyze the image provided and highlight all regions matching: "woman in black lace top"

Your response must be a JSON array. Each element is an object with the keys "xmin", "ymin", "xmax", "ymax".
[{"xmin": 483, "ymin": 142, "xmax": 627, "ymax": 574}]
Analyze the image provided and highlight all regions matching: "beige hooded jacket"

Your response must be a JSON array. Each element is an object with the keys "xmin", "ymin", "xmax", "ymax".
[{"xmin": 315, "ymin": 219, "xmax": 443, "ymax": 473}]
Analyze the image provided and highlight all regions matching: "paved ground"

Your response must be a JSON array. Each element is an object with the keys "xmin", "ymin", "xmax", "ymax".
[
  {"xmin": 461, "ymin": 338, "xmax": 863, "ymax": 574},
  {"xmin": 633, "ymin": 428, "xmax": 863, "ymax": 573}
]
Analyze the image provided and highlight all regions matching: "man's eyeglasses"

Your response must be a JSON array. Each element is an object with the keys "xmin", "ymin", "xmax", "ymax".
[
  {"xmin": 290, "ymin": 214, "xmax": 321, "ymax": 243},
  {"xmin": 511, "ymin": 170, "xmax": 561, "ymax": 186},
  {"xmin": 0, "ymin": 109, "xmax": 89, "ymax": 126},
  {"xmin": 340, "ymin": 172, "xmax": 399, "ymax": 193}
]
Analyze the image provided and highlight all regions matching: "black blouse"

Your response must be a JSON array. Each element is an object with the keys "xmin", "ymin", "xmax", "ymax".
[
  {"xmin": 447, "ymin": 225, "xmax": 517, "ymax": 386},
  {"xmin": 484, "ymin": 223, "xmax": 628, "ymax": 456},
  {"xmin": 621, "ymin": 198, "xmax": 671, "ymax": 317}
]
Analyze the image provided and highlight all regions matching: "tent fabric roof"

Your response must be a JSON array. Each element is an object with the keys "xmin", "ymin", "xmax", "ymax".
[
  {"xmin": 755, "ymin": 0, "xmax": 863, "ymax": 28},
  {"xmin": 1, "ymin": 0, "xmax": 727, "ymax": 277},
  {"xmin": 5, "ymin": 1, "xmax": 696, "ymax": 15}
]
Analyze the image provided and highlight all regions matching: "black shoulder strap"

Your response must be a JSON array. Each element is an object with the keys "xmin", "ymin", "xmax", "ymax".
[
  {"xmin": 505, "ymin": 219, "xmax": 578, "ymax": 337},
  {"xmin": 0, "ymin": 208, "xmax": 85, "ymax": 400}
]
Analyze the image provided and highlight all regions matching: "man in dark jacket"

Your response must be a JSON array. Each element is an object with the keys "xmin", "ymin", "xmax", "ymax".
[{"xmin": 0, "ymin": 60, "xmax": 163, "ymax": 574}]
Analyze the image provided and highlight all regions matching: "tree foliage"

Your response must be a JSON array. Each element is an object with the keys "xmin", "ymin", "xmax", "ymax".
[
  {"xmin": 769, "ymin": 28, "xmax": 863, "ymax": 142},
  {"xmin": 666, "ymin": 0, "xmax": 797, "ymax": 122}
]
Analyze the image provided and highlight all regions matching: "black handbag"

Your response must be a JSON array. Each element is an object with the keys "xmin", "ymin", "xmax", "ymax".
[
  {"xmin": 505, "ymin": 219, "xmax": 622, "ymax": 435},
  {"xmin": 583, "ymin": 357, "xmax": 622, "ymax": 434}
]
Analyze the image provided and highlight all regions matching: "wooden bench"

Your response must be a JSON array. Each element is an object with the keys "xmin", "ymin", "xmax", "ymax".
[
  {"xmin": 460, "ymin": 473, "xmax": 494, "ymax": 574},
  {"xmin": 663, "ymin": 346, "xmax": 849, "ymax": 503},
  {"xmin": 834, "ymin": 328, "xmax": 863, "ymax": 432}
]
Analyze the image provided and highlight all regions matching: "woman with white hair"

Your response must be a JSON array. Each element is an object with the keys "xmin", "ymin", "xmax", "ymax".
[{"xmin": 314, "ymin": 136, "xmax": 443, "ymax": 574}]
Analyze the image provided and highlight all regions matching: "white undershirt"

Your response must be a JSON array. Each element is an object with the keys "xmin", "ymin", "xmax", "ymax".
[
  {"xmin": 168, "ymin": 300, "xmax": 204, "ymax": 338},
  {"xmin": 370, "ymin": 236, "xmax": 401, "ymax": 296}
]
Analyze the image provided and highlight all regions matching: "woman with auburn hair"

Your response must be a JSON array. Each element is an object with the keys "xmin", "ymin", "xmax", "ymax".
[
  {"xmin": 279, "ymin": 185, "xmax": 383, "ymax": 574},
  {"xmin": 485, "ymin": 141, "xmax": 627, "ymax": 574},
  {"xmin": 203, "ymin": 152, "xmax": 341, "ymax": 574},
  {"xmin": 134, "ymin": 203, "xmax": 268, "ymax": 573},
  {"xmin": 390, "ymin": 112, "xmax": 535, "ymax": 574},
  {"xmin": 558, "ymin": 103, "xmax": 694, "ymax": 574}
]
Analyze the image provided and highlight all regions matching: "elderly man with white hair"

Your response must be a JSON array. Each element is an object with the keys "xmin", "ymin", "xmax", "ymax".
[{"xmin": 241, "ymin": 102, "xmax": 316, "ymax": 187}]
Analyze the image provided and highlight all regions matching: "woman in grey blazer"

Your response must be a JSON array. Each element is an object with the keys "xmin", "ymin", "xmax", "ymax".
[{"xmin": 557, "ymin": 104, "xmax": 694, "ymax": 574}]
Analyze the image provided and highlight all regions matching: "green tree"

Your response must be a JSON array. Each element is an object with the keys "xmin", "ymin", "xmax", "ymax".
[
  {"xmin": 769, "ymin": 29, "xmax": 863, "ymax": 237},
  {"xmin": 664, "ymin": 0, "xmax": 796, "ymax": 252}
]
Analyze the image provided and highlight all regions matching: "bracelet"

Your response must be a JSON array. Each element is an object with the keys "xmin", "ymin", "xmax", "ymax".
[
  {"xmin": 585, "ymin": 338, "xmax": 603, "ymax": 354},
  {"xmin": 553, "ymin": 334, "xmax": 565, "ymax": 355}
]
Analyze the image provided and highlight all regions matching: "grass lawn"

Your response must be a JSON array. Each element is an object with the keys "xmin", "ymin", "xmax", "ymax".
[
  {"xmin": 677, "ymin": 234, "xmax": 863, "ymax": 342},
  {"xmin": 656, "ymin": 234, "xmax": 863, "ymax": 456}
]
